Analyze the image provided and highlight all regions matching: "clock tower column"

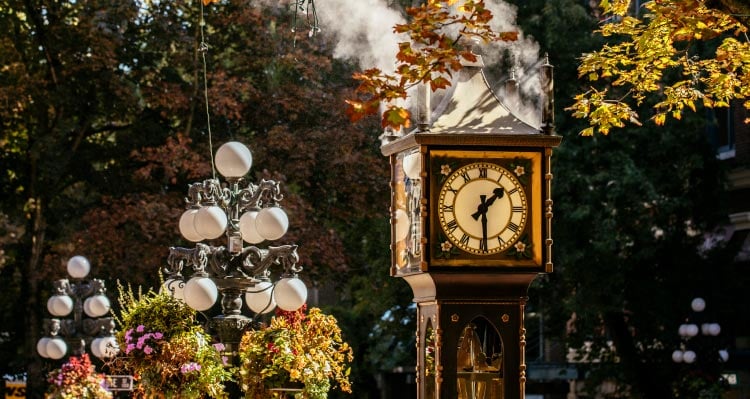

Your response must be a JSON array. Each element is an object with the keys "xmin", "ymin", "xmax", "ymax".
[{"xmin": 381, "ymin": 55, "xmax": 561, "ymax": 399}]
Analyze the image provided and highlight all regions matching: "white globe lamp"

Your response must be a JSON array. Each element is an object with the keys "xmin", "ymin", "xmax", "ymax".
[
  {"xmin": 162, "ymin": 278, "xmax": 185, "ymax": 302},
  {"xmin": 691, "ymin": 297, "xmax": 706, "ymax": 312},
  {"xmin": 91, "ymin": 337, "xmax": 104, "ymax": 358},
  {"xmin": 256, "ymin": 207, "xmax": 289, "ymax": 241},
  {"xmin": 245, "ymin": 281, "xmax": 276, "ymax": 314},
  {"xmin": 37, "ymin": 337, "xmax": 51, "ymax": 358},
  {"xmin": 685, "ymin": 324, "xmax": 699, "ymax": 337},
  {"xmin": 671, "ymin": 350, "xmax": 683, "ymax": 363},
  {"xmin": 215, "ymin": 142, "xmax": 253, "ymax": 178},
  {"xmin": 47, "ymin": 295, "xmax": 73, "ymax": 317},
  {"xmin": 193, "ymin": 206, "xmax": 228, "ymax": 240},
  {"xmin": 83, "ymin": 295, "xmax": 111, "ymax": 318},
  {"xmin": 46, "ymin": 337, "xmax": 68, "ymax": 360},
  {"xmin": 184, "ymin": 276, "xmax": 219, "ymax": 311},
  {"xmin": 91, "ymin": 336, "xmax": 119, "ymax": 359},
  {"xmin": 179, "ymin": 209, "xmax": 204, "ymax": 242},
  {"xmin": 274, "ymin": 277, "xmax": 307, "ymax": 311},
  {"xmin": 67, "ymin": 256, "xmax": 90, "ymax": 279},
  {"xmin": 682, "ymin": 350, "xmax": 697, "ymax": 364},
  {"xmin": 239, "ymin": 211, "xmax": 265, "ymax": 244},
  {"xmin": 719, "ymin": 349, "xmax": 729, "ymax": 362}
]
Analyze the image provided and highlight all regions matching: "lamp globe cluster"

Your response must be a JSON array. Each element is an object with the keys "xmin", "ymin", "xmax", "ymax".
[
  {"xmin": 37, "ymin": 256, "xmax": 119, "ymax": 360},
  {"xmin": 671, "ymin": 297, "xmax": 728, "ymax": 364},
  {"xmin": 165, "ymin": 141, "xmax": 307, "ymax": 321}
]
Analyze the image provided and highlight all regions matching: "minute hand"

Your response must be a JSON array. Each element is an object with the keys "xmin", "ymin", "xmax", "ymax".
[{"xmin": 472, "ymin": 188, "xmax": 505, "ymax": 220}]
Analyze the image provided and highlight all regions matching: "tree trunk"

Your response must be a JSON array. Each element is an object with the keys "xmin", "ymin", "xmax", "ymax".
[{"xmin": 24, "ymin": 197, "xmax": 46, "ymax": 399}]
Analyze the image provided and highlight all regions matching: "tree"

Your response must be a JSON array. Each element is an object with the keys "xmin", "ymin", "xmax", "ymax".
[
  {"xmin": 509, "ymin": 0, "xmax": 746, "ymax": 397},
  {"xmin": 1, "ymin": 1, "xmax": 398, "ymax": 397},
  {"xmin": 567, "ymin": 0, "xmax": 750, "ymax": 135}
]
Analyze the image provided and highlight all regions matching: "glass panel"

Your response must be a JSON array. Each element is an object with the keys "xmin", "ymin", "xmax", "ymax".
[
  {"xmin": 457, "ymin": 318, "xmax": 503, "ymax": 399},
  {"xmin": 424, "ymin": 321, "xmax": 436, "ymax": 399}
]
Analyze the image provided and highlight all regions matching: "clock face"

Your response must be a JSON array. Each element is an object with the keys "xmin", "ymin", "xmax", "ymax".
[{"xmin": 438, "ymin": 162, "xmax": 528, "ymax": 255}]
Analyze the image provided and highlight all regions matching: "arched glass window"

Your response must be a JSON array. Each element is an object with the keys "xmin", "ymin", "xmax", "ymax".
[{"xmin": 457, "ymin": 317, "xmax": 503, "ymax": 399}]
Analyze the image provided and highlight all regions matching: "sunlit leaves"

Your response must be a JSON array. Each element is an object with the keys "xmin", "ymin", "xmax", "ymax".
[
  {"xmin": 568, "ymin": 0, "xmax": 750, "ymax": 135},
  {"xmin": 346, "ymin": 0, "xmax": 518, "ymax": 131}
]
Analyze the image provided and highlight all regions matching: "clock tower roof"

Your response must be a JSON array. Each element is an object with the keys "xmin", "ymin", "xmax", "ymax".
[{"xmin": 427, "ymin": 61, "xmax": 540, "ymax": 136}]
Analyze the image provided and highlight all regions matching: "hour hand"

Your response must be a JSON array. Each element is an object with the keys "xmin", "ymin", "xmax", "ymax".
[{"xmin": 471, "ymin": 188, "xmax": 504, "ymax": 220}]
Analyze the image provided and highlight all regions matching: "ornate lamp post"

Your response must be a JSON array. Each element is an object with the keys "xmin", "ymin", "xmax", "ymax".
[
  {"xmin": 163, "ymin": 141, "xmax": 307, "ymax": 356},
  {"xmin": 672, "ymin": 297, "xmax": 729, "ymax": 365},
  {"xmin": 671, "ymin": 297, "xmax": 730, "ymax": 396},
  {"xmin": 36, "ymin": 256, "xmax": 119, "ymax": 360}
]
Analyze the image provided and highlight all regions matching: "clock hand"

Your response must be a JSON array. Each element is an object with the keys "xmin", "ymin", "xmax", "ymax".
[
  {"xmin": 480, "ymin": 197, "xmax": 488, "ymax": 246},
  {"xmin": 471, "ymin": 188, "xmax": 505, "ymax": 220}
]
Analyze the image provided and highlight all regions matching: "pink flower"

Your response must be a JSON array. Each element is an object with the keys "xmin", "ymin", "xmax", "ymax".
[
  {"xmin": 143, "ymin": 345, "xmax": 153, "ymax": 355},
  {"xmin": 180, "ymin": 362, "xmax": 201, "ymax": 374},
  {"xmin": 136, "ymin": 325, "xmax": 145, "ymax": 333}
]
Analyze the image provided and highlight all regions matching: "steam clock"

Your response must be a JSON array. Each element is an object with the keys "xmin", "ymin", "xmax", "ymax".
[{"xmin": 381, "ymin": 54, "xmax": 561, "ymax": 399}]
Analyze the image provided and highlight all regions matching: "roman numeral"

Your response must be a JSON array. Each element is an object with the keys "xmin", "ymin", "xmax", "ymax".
[
  {"xmin": 447, "ymin": 185, "xmax": 458, "ymax": 194},
  {"xmin": 441, "ymin": 204, "xmax": 454, "ymax": 213},
  {"xmin": 445, "ymin": 219, "xmax": 458, "ymax": 233},
  {"xmin": 460, "ymin": 170, "xmax": 471, "ymax": 183},
  {"xmin": 508, "ymin": 222, "xmax": 519, "ymax": 233},
  {"xmin": 497, "ymin": 236, "xmax": 505, "ymax": 246},
  {"xmin": 460, "ymin": 234, "xmax": 470, "ymax": 246},
  {"xmin": 512, "ymin": 206, "xmax": 524, "ymax": 212},
  {"xmin": 508, "ymin": 187, "xmax": 519, "ymax": 195},
  {"xmin": 478, "ymin": 167, "xmax": 488, "ymax": 178},
  {"xmin": 479, "ymin": 238, "xmax": 488, "ymax": 252}
]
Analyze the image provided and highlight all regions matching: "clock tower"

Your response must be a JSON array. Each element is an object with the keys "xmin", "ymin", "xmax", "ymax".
[{"xmin": 381, "ymin": 54, "xmax": 561, "ymax": 399}]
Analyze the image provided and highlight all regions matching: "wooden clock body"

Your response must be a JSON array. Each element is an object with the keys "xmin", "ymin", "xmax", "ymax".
[{"xmin": 384, "ymin": 133, "xmax": 560, "ymax": 399}]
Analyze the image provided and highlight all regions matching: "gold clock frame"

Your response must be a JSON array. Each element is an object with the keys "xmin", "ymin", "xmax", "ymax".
[{"xmin": 428, "ymin": 149, "xmax": 544, "ymax": 269}]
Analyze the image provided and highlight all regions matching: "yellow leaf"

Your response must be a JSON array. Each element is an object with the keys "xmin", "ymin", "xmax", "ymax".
[
  {"xmin": 654, "ymin": 114, "xmax": 666, "ymax": 125},
  {"xmin": 581, "ymin": 127, "xmax": 595, "ymax": 136}
]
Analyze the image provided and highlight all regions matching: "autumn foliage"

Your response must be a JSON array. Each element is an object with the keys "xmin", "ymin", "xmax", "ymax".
[
  {"xmin": 568, "ymin": 0, "xmax": 750, "ymax": 135},
  {"xmin": 346, "ymin": 0, "xmax": 518, "ymax": 131}
]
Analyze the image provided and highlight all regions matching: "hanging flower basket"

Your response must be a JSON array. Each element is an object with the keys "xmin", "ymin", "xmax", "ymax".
[{"xmin": 238, "ymin": 306, "xmax": 353, "ymax": 399}]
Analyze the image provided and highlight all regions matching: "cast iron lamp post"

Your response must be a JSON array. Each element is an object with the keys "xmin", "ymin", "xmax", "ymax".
[
  {"xmin": 36, "ymin": 256, "xmax": 119, "ymax": 360},
  {"xmin": 671, "ymin": 297, "xmax": 728, "ymax": 365},
  {"xmin": 163, "ymin": 141, "xmax": 307, "ymax": 355}
]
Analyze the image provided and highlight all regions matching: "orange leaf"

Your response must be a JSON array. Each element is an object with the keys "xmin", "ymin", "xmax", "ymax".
[
  {"xmin": 498, "ymin": 31, "xmax": 519, "ymax": 42},
  {"xmin": 382, "ymin": 107, "xmax": 412, "ymax": 130}
]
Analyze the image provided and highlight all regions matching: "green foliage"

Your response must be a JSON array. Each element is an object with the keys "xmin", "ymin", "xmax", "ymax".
[
  {"xmin": 114, "ymin": 282, "xmax": 196, "ymax": 339},
  {"xmin": 239, "ymin": 307, "xmax": 353, "ymax": 399},
  {"xmin": 112, "ymin": 284, "xmax": 233, "ymax": 398},
  {"xmin": 568, "ymin": 0, "xmax": 750, "ymax": 135}
]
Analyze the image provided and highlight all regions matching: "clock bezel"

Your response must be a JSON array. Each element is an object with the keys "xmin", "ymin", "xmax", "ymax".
[
  {"xmin": 437, "ymin": 162, "xmax": 528, "ymax": 255},
  {"xmin": 429, "ymin": 149, "xmax": 544, "ymax": 268}
]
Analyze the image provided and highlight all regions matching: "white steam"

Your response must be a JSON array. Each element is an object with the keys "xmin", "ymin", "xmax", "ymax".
[{"xmin": 261, "ymin": 0, "xmax": 544, "ymax": 126}]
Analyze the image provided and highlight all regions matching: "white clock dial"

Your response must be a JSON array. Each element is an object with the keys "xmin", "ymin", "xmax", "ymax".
[{"xmin": 438, "ymin": 162, "xmax": 527, "ymax": 255}]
